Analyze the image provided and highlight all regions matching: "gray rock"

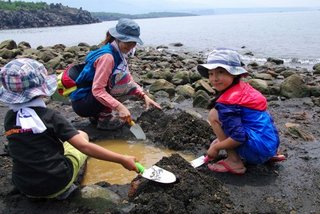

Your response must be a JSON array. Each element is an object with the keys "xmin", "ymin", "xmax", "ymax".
[
  {"xmin": 17, "ymin": 41, "xmax": 31, "ymax": 49},
  {"xmin": 0, "ymin": 40, "xmax": 17, "ymax": 50},
  {"xmin": 189, "ymin": 71, "xmax": 202, "ymax": 83},
  {"xmin": 150, "ymin": 69, "xmax": 173, "ymax": 81},
  {"xmin": 71, "ymin": 185, "xmax": 122, "ymax": 213},
  {"xmin": 46, "ymin": 55, "xmax": 64, "ymax": 71},
  {"xmin": 149, "ymin": 79, "xmax": 176, "ymax": 96},
  {"xmin": 38, "ymin": 49, "xmax": 58, "ymax": 62},
  {"xmin": 248, "ymin": 79, "xmax": 269, "ymax": 95},
  {"xmin": 172, "ymin": 71, "xmax": 191, "ymax": 85},
  {"xmin": 0, "ymin": 49, "xmax": 18, "ymax": 59},
  {"xmin": 193, "ymin": 79, "xmax": 215, "ymax": 95},
  {"xmin": 193, "ymin": 90, "xmax": 210, "ymax": 108},
  {"xmin": 309, "ymin": 86, "xmax": 320, "ymax": 97},
  {"xmin": 281, "ymin": 69, "xmax": 297, "ymax": 78},
  {"xmin": 267, "ymin": 57, "xmax": 284, "ymax": 65},
  {"xmin": 175, "ymin": 84, "xmax": 195, "ymax": 98},
  {"xmin": 313, "ymin": 63, "xmax": 320, "ymax": 74},
  {"xmin": 253, "ymin": 73, "xmax": 273, "ymax": 80},
  {"xmin": 280, "ymin": 74, "xmax": 310, "ymax": 98},
  {"xmin": 170, "ymin": 42, "xmax": 183, "ymax": 47}
]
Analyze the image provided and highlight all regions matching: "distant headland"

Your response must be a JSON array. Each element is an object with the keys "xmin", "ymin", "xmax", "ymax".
[
  {"xmin": 0, "ymin": 1, "xmax": 196, "ymax": 30},
  {"xmin": 0, "ymin": 1, "xmax": 99, "ymax": 30},
  {"xmin": 90, "ymin": 11, "xmax": 197, "ymax": 21}
]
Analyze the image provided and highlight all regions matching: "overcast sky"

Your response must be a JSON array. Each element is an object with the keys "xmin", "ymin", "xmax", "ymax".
[{"xmin": 17, "ymin": 0, "xmax": 320, "ymax": 13}]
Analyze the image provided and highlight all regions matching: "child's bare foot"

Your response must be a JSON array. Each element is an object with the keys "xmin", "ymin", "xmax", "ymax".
[
  {"xmin": 208, "ymin": 159, "xmax": 246, "ymax": 175},
  {"xmin": 268, "ymin": 154, "xmax": 286, "ymax": 163}
]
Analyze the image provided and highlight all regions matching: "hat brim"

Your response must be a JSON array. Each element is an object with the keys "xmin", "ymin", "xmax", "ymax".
[
  {"xmin": 0, "ymin": 74, "xmax": 57, "ymax": 104},
  {"xmin": 109, "ymin": 27, "xmax": 143, "ymax": 45},
  {"xmin": 197, "ymin": 63, "xmax": 247, "ymax": 78}
]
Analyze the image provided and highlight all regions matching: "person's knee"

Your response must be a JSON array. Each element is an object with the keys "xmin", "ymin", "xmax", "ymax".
[
  {"xmin": 78, "ymin": 130, "xmax": 89, "ymax": 141},
  {"xmin": 208, "ymin": 108, "xmax": 220, "ymax": 127}
]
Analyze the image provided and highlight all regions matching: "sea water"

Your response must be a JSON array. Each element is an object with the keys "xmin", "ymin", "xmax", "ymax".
[{"xmin": 0, "ymin": 10, "xmax": 319, "ymax": 69}]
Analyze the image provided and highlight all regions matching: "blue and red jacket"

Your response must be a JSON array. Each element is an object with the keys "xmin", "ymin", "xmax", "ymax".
[{"xmin": 215, "ymin": 81, "xmax": 280, "ymax": 163}]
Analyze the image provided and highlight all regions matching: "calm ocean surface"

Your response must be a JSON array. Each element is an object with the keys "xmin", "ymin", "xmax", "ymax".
[{"xmin": 1, "ymin": 10, "xmax": 319, "ymax": 69}]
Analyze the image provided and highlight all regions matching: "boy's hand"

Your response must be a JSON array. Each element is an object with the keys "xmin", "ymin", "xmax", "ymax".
[
  {"xmin": 121, "ymin": 155, "xmax": 138, "ymax": 172},
  {"xmin": 207, "ymin": 142, "xmax": 219, "ymax": 159}
]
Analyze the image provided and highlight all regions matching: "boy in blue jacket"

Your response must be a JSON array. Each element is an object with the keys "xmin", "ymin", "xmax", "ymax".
[{"xmin": 197, "ymin": 48, "xmax": 285, "ymax": 175}]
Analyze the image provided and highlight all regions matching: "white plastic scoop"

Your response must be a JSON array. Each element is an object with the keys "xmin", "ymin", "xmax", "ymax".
[
  {"xmin": 135, "ymin": 163, "xmax": 176, "ymax": 184},
  {"xmin": 190, "ymin": 155, "xmax": 211, "ymax": 168}
]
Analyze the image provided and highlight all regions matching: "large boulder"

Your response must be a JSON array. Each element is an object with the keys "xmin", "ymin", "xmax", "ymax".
[
  {"xmin": 248, "ymin": 79, "xmax": 269, "ymax": 95},
  {"xmin": 149, "ymin": 79, "xmax": 176, "ymax": 96},
  {"xmin": 171, "ymin": 70, "xmax": 191, "ymax": 85},
  {"xmin": 175, "ymin": 84, "xmax": 195, "ymax": 98},
  {"xmin": 280, "ymin": 74, "xmax": 310, "ymax": 98},
  {"xmin": 193, "ymin": 90, "xmax": 211, "ymax": 108},
  {"xmin": 0, "ymin": 40, "xmax": 17, "ymax": 50},
  {"xmin": 267, "ymin": 57, "xmax": 284, "ymax": 65},
  {"xmin": 313, "ymin": 63, "xmax": 320, "ymax": 74},
  {"xmin": 193, "ymin": 79, "xmax": 215, "ymax": 95}
]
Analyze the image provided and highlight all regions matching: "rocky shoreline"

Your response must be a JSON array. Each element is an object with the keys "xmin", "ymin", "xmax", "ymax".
[
  {"xmin": 1, "ymin": 39, "xmax": 320, "ymax": 213},
  {"xmin": 0, "ymin": 3, "xmax": 100, "ymax": 30},
  {"xmin": 1, "ymin": 39, "xmax": 320, "ymax": 104}
]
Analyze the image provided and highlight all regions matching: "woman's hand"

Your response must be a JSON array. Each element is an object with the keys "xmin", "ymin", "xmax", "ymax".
[
  {"xmin": 143, "ymin": 95, "xmax": 162, "ymax": 110},
  {"xmin": 115, "ymin": 103, "xmax": 131, "ymax": 120}
]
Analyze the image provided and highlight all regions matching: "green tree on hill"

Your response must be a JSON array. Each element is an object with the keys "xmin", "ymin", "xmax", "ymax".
[{"xmin": 0, "ymin": 1, "xmax": 48, "ymax": 10}]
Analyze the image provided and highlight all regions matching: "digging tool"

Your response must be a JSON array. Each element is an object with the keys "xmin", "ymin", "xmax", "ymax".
[
  {"xmin": 135, "ymin": 163, "xmax": 176, "ymax": 184},
  {"xmin": 190, "ymin": 155, "xmax": 211, "ymax": 168},
  {"xmin": 128, "ymin": 118, "xmax": 146, "ymax": 140}
]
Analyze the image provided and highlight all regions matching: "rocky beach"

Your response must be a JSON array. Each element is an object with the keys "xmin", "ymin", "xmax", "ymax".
[{"xmin": 0, "ymin": 39, "xmax": 320, "ymax": 213}]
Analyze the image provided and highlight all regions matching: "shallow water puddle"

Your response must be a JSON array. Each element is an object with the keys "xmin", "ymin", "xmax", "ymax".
[{"xmin": 81, "ymin": 139, "xmax": 195, "ymax": 185}]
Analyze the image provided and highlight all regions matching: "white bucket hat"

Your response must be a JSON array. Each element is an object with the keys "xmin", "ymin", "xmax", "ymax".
[
  {"xmin": 197, "ymin": 48, "xmax": 248, "ymax": 78},
  {"xmin": 0, "ymin": 58, "xmax": 57, "ymax": 104},
  {"xmin": 109, "ymin": 18, "xmax": 143, "ymax": 45}
]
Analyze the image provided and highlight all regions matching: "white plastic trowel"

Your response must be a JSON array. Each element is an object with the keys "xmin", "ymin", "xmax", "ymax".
[
  {"xmin": 190, "ymin": 155, "xmax": 211, "ymax": 168},
  {"xmin": 135, "ymin": 163, "xmax": 176, "ymax": 184}
]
